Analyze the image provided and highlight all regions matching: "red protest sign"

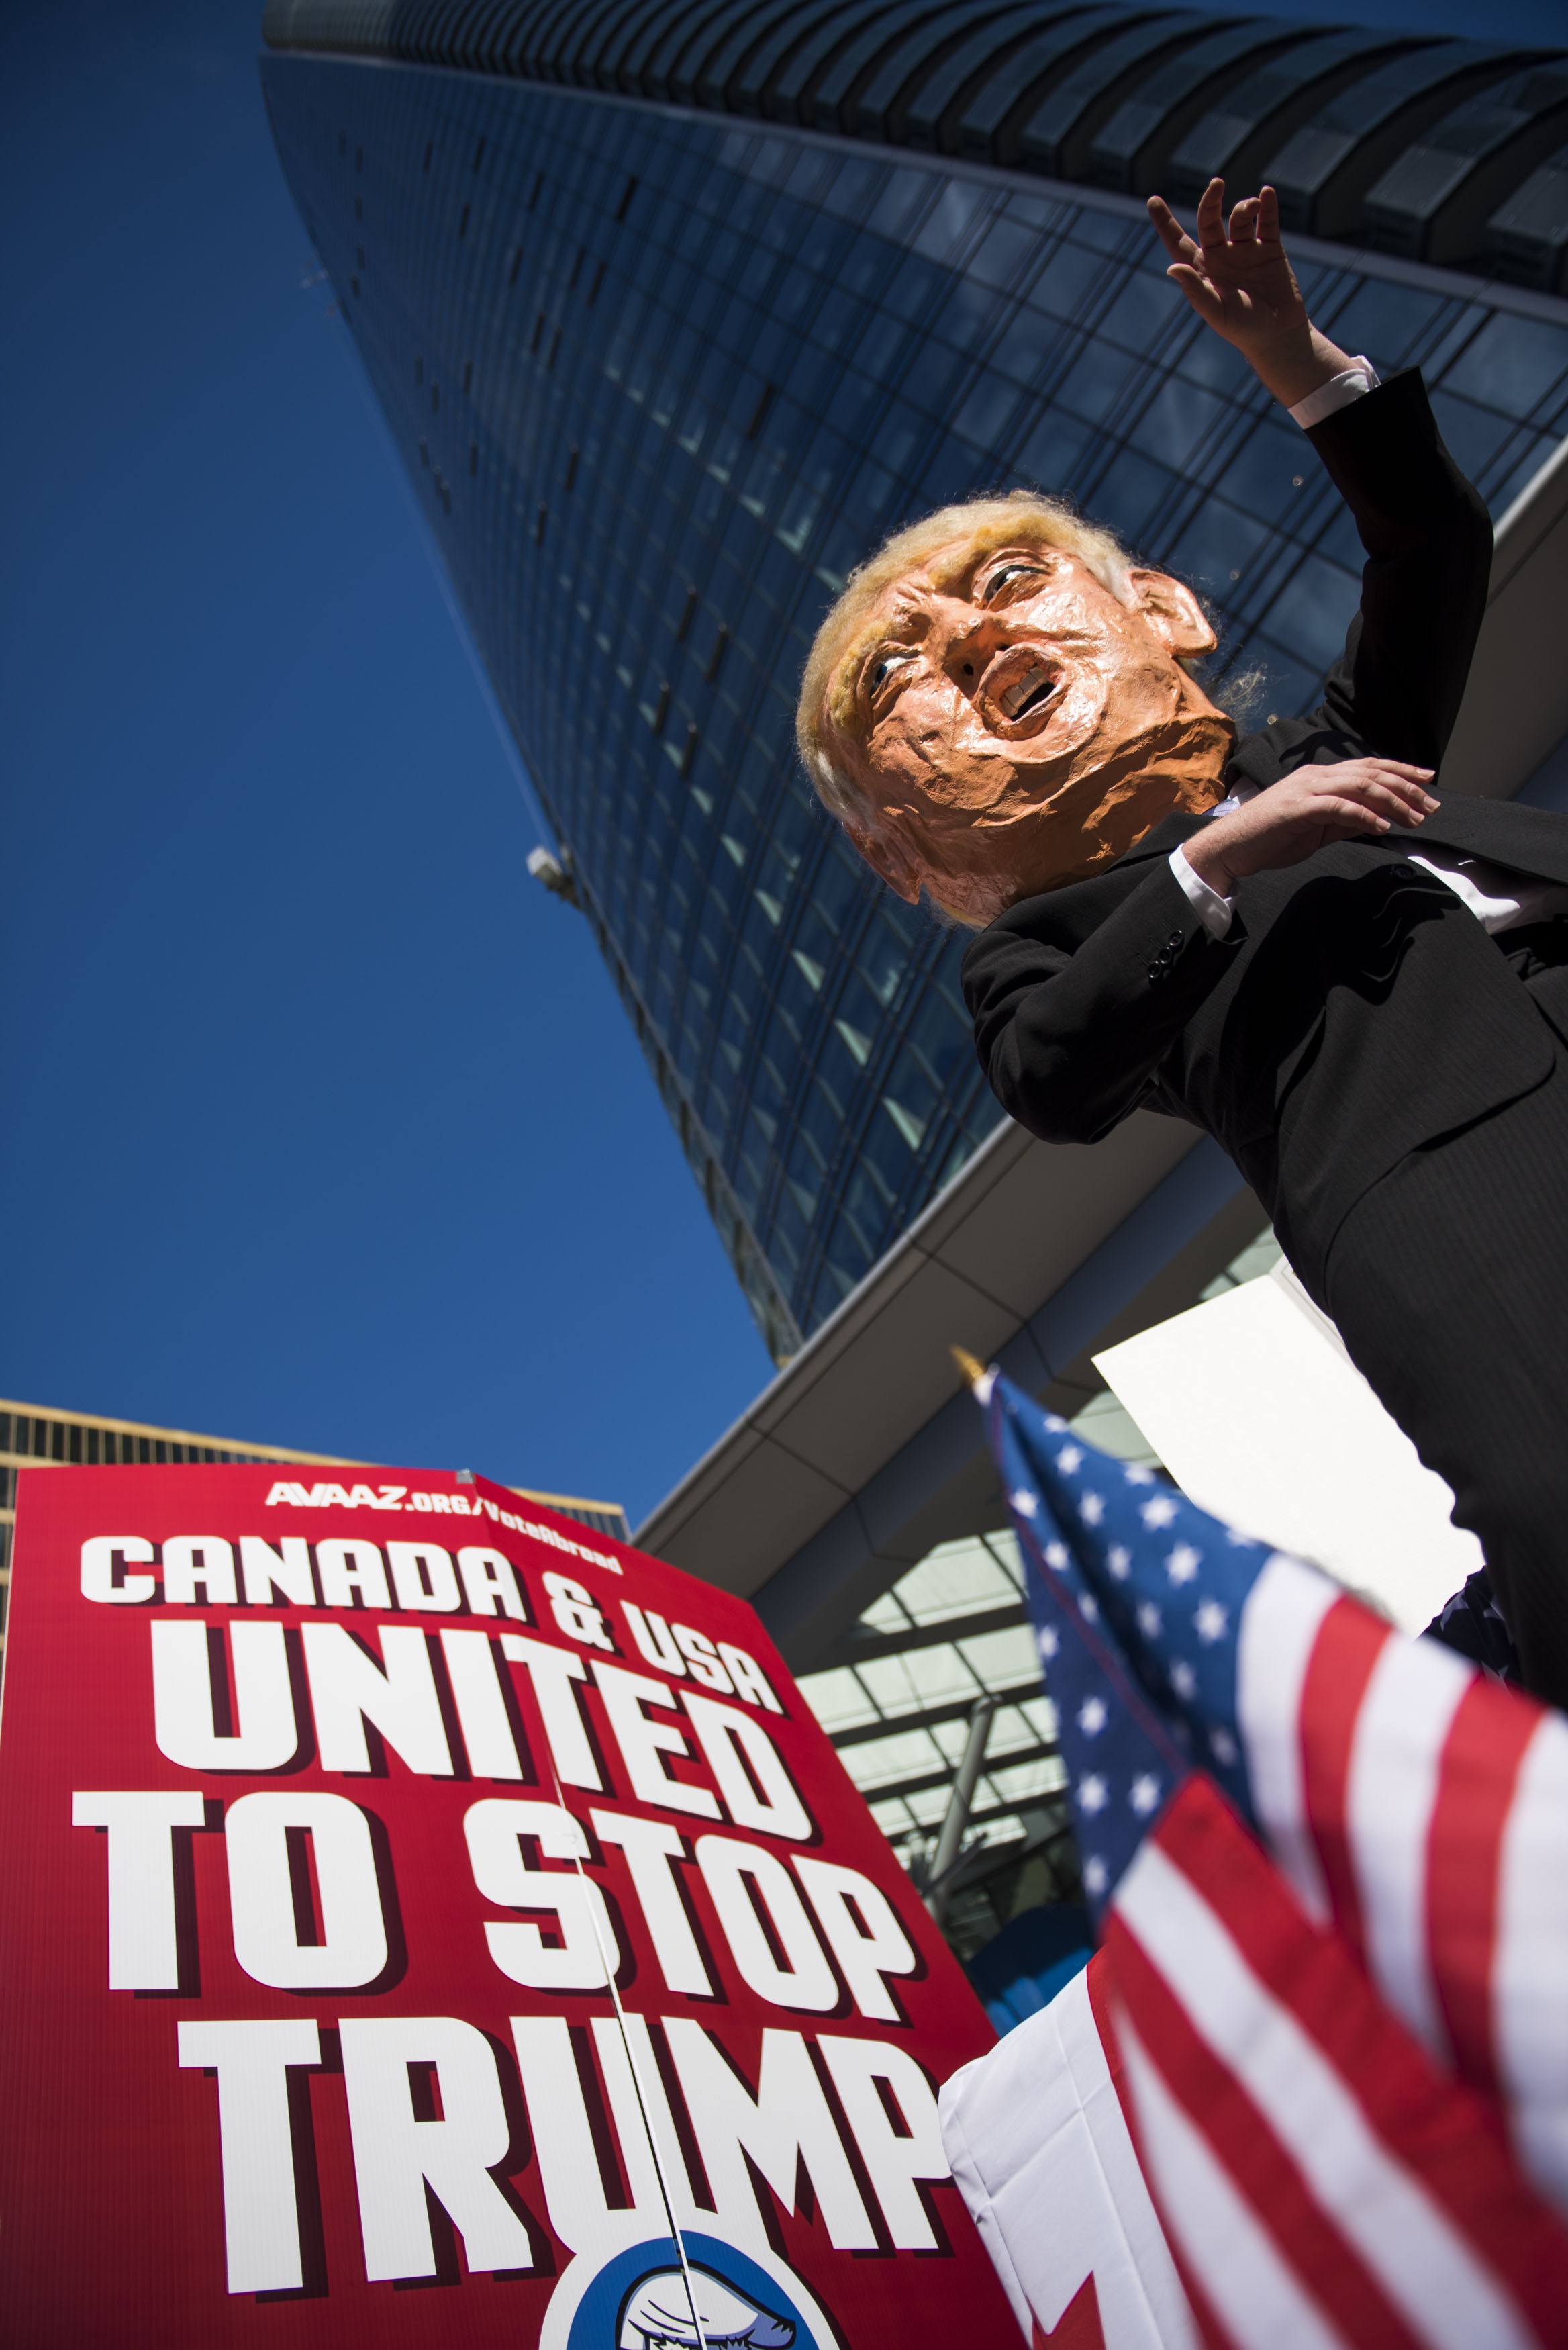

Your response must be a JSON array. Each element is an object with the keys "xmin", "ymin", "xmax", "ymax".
[{"xmin": 0, "ymin": 1462, "xmax": 1014, "ymax": 2347}]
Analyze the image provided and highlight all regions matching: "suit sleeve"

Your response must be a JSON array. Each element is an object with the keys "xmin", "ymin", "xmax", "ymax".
[
  {"xmin": 962, "ymin": 858, "xmax": 1242, "ymax": 1146},
  {"xmin": 1303, "ymin": 369, "xmax": 1492, "ymax": 769}
]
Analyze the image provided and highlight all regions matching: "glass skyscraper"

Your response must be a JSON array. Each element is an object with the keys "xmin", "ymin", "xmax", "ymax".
[{"xmin": 261, "ymin": 2, "xmax": 1568, "ymax": 1364}]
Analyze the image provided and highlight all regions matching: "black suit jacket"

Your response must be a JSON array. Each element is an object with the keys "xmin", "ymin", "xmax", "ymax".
[{"xmin": 961, "ymin": 371, "xmax": 1568, "ymax": 1295}]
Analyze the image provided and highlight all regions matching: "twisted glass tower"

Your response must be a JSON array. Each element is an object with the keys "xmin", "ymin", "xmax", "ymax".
[{"xmin": 261, "ymin": 1, "xmax": 1568, "ymax": 1362}]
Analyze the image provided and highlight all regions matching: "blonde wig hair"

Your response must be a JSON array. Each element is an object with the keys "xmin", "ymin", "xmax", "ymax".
[{"xmin": 795, "ymin": 488, "xmax": 1140, "ymax": 836}]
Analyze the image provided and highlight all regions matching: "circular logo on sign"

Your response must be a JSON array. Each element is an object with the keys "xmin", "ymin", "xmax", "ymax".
[{"xmin": 542, "ymin": 2225, "xmax": 832, "ymax": 2349}]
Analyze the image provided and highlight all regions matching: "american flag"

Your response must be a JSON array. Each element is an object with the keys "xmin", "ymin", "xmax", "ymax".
[{"xmin": 976, "ymin": 1361, "xmax": 1568, "ymax": 2348}]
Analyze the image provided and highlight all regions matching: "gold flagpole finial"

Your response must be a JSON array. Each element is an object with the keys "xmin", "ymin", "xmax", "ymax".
[{"xmin": 950, "ymin": 1346, "xmax": 989, "ymax": 1391}]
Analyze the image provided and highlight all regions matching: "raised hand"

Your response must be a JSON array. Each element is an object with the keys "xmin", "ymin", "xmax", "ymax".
[
  {"xmin": 1183, "ymin": 760, "xmax": 1440, "ymax": 898},
  {"xmin": 1146, "ymin": 178, "xmax": 1354, "ymax": 409}
]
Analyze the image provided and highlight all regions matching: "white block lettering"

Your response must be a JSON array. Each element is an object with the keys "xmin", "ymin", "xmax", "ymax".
[
  {"xmin": 818, "ymin": 2036, "xmax": 947, "ymax": 2249},
  {"xmin": 683, "ymin": 1693, "xmax": 810, "ymax": 1840},
  {"xmin": 672, "ymin": 1624, "xmax": 733, "ymax": 1693},
  {"xmin": 162, "ymin": 1536, "xmax": 238, "ymax": 1606},
  {"xmin": 456, "ymin": 1546, "xmax": 528, "ymax": 1621},
  {"xmin": 594, "ymin": 1662, "xmax": 719, "ymax": 1819},
  {"xmin": 591, "ymin": 1807, "xmax": 712, "ymax": 1997},
  {"xmin": 795, "ymin": 1856, "xmax": 917, "ymax": 2023},
  {"xmin": 543, "ymin": 1572, "xmax": 615, "ymax": 1650},
  {"xmin": 463, "ymin": 1797, "xmax": 618, "ymax": 1989},
  {"xmin": 695, "ymin": 1835, "xmax": 836, "ymax": 2012},
  {"xmin": 72, "ymin": 1789, "xmax": 207, "ymax": 1989},
  {"xmin": 595, "ymin": 2011, "xmax": 695, "ymax": 2224},
  {"xmin": 387, "ymin": 1542, "xmax": 460, "ymax": 1613},
  {"xmin": 315, "ymin": 1539, "xmax": 391, "ymax": 1611},
  {"xmin": 665, "ymin": 2020, "xmax": 875, "ymax": 2250},
  {"xmin": 80, "ymin": 1534, "xmax": 155, "ymax": 1605},
  {"xmin": 622, "ymin": 1602, "xmax": 685, "ymax": 1676},
  {"xmin": 302, "ymin": 1624, "xmax": 452, "ymax": 1776},
  {"xmin": 717, "ymin": 1642, "xmax": 783, "ymax": 1713},
  {"xmin": 442, "ymin": 1630, "xmax": 524, "ymax": 1779},
  {"xmin": 152, "ymin": 1621, "xmax": 299, "ymax": 1772},
  {"xmin": 340, "ymin": 2016, "xmax": 534, "ymax": 2280},
  {"xmin": 225, "ymin": 1792, "xmax": 387, "ymax": 1989},
  {"xmin": 511, "ymin": 2015, "xmax": 668, "ymax": 2251},
  {"xmin": 501, "ymin": 1634, "xmax": 601, "ymax": 1791},
  {"xmin": 240, "ymin": 1536, "xmax": 317, "ymax": 1608},
  {"xmin": 178, "ymin": 2018, "xmax": 322, "ymax": 2294}
]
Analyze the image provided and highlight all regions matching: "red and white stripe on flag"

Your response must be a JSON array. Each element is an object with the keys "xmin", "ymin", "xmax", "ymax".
[
  {"xmin": 1106, "ymin": 1774, "xmax": 1568, "ymax": 2350},
  {"xmin": 1236, "ymin": 1554, "xmax": 1568, "ymax": 2216}
]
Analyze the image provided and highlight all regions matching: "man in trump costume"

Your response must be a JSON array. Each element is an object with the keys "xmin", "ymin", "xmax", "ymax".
[{"xmin": 797, "ymin": 179, "xmax": 1568, "ymax": 1709}]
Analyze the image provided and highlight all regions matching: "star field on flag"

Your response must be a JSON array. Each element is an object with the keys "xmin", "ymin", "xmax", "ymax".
[{"xmin": 969, "ymin": 1354, "xmax": 1568, "ymax": 2336}]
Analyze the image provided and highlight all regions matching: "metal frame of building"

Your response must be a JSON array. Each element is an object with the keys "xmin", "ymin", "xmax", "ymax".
[{"xmin": 264, "ymin": 0, "xmax": 1568, "ymax": 287}]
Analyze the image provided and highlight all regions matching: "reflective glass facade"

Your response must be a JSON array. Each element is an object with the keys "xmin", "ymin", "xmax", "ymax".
[
  {"xmin": 794, "ymin": 1225, "xmax": 1281, "ymax": 1936},
  {"xmin": 797, "ymin": 1524, "xmax": 1072, "ymax": 1953},
  {"xmin": 262, "ymin": 26, "xmax": 1568, "ymax": 1358}
]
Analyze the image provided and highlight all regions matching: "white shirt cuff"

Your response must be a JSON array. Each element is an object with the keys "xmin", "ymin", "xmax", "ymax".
[
  {"xmin": 1169, "ymin": 845, "xmax": 1234, "ymax": 939},
  {"xmin": 1289, "ymin": 357, "xmax": 1380, "ymax": 430}
]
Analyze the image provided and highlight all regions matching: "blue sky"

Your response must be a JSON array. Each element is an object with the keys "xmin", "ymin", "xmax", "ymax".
[
  {"xmin": 1, "ymin": 0, "xmax": 770, "ymax": 1525},
  {"xmin": 3, "ymin": 0, "xmax": 1561, "ymax": 1523}
]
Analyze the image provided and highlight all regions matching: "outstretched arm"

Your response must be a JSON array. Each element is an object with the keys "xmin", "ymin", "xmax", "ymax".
[
  {"xmin": 1147, "ymin": 176, "xmax": 1491, "ymax": 890},
  {"xmin": 1146, "ymin": 179, "xmax": 1355, "ymax": 409}
]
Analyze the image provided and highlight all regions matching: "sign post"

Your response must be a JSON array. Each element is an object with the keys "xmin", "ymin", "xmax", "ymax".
[{"xmin": 0, "ymin": 1462, "xmax": 1014, "ymax": 2345}]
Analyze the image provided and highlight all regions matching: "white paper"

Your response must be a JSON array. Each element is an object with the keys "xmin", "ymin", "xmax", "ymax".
[
  {"xmin": 1093, "ymin": 1266, "xmax": 1482, "ymax": 1633},
  {"xmin": 940, "ymin": 1962, "xmax": 1198, "ymax": 2348}
]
